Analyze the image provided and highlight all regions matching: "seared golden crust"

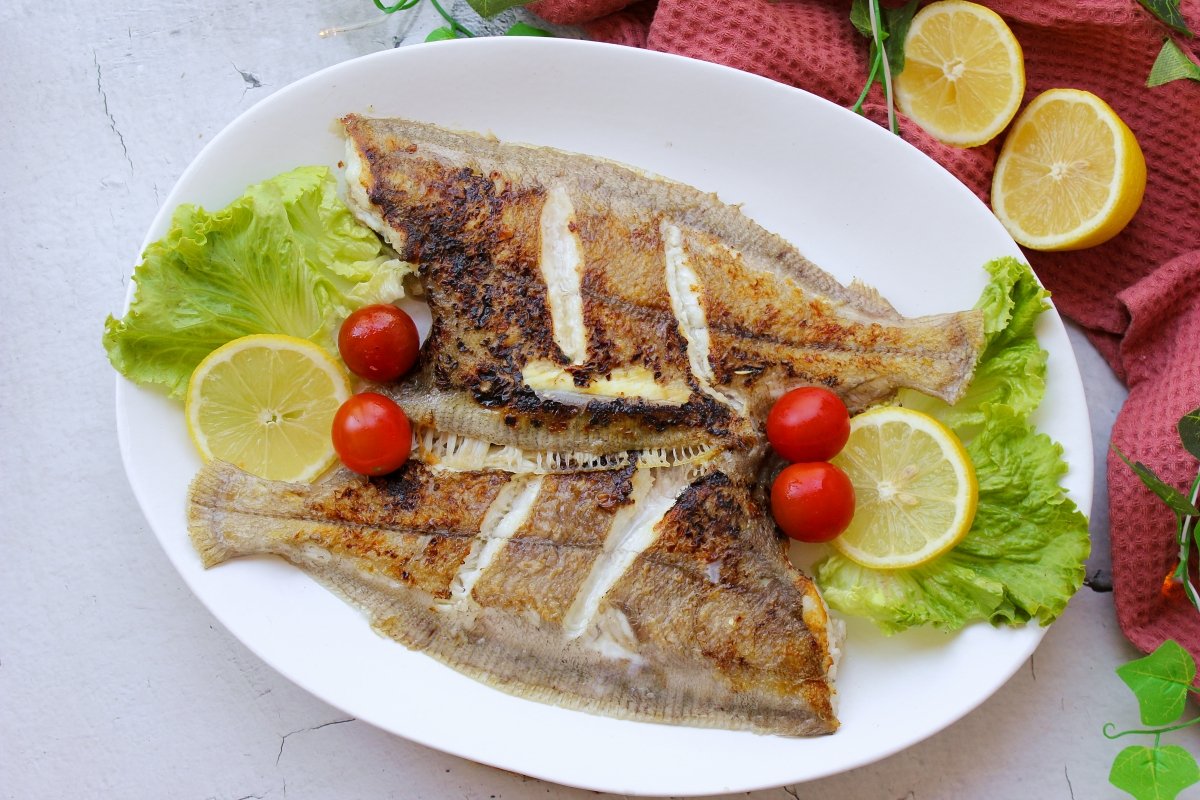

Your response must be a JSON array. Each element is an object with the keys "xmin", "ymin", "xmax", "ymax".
[
  {"xmin": 343, "ymin": 115, "xmax": 983, "ymax": 439},
  {"xmin": 611, "ymin": 473, "xmax": 836, "ymax": 730},
  {"xmin": 300, "ymin": 464, "xmax": 510, "ymax": 600},
  {"xmin": 472, "ymin": 468, "xmax": 635, "ymax": 624},
  {"xmin": 189, "ymin": 460, "xmax": 838, "ymax": 735},
  {"xmin": 180, "ymin": 117, "xmax": 1000, "ymax": 739},
  {"xmin": 352, "ymin": 123, "xmax": 742, "ymax": 454}
]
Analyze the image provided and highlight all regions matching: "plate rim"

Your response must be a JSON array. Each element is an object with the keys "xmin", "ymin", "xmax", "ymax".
[{"xmin": 114, "ymin": 36, "xmax": 1093, "ymax": 796}]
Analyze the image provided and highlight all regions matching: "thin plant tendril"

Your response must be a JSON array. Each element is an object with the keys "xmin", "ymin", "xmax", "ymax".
[
  {"xmin": 373, "ymin": 0, "xmax": 422, "ymax": 11},
  {"xmin": 1104, "ymin": 716, "xmax": 1200, "ymax": 740},
  {"xmin": 851, "ymin": 54, "xmax": 881, "ymax": 115},
  {"xmin": 362, "ymin": 0, "xmax": 475, "ymax": 39},
  {"xmin": 428, "ymin": 0, "xmax": 475, "ymax": 37},
  {"xmin": 1172, "ymin": 471, "xmax": 1200, "ymax": 611}
]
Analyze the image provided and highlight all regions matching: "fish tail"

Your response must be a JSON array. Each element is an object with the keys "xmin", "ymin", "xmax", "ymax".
[
  {"xmin": 892, "ymin": 308, "xmax": 985, "ymax": 405},
  {"xmin": 187, "ymin": 461, "xmax": 313, "ymax": 568},
  {"xmin": 187, "ymin": 462, "xmax": 252, "ymax": 567}
]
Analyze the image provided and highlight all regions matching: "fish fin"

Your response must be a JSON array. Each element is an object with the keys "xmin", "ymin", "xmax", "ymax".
[{"xmin": 848, "ymin": 278, "xmax": 901, "ymax": 318}]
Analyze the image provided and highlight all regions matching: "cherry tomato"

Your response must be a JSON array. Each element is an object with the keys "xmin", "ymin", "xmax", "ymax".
[
  {"xmin": 770, "ymin": 462, "xmax": 856, "ymax": 543},
  {"xmin": 331, "ymin": 392, "xmax": 412, "ymax": 476},
  {"xmin": 766, "ymin": 387, "xmax": 851, "ymax": 462},
  {"xmin": 337, "ymin": 304, "xmax": 420, "ymax": 382}
]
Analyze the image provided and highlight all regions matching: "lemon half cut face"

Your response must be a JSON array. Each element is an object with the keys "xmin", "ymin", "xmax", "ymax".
[
  {"xmin": 894, "ymin": 0, "xmax": 1026, "ymax": 148},
  {"xmin": 992, "ymin": 88, "xmax": 1146, "ymax": 251}
]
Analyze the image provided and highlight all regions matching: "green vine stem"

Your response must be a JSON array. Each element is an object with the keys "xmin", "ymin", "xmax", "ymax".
[
  {"xmin": 1104, "ymin": 714, "xmax": 1200, "ymax": 741},
  {"xmin": 1171, "ymin": 471, "xmax": 1200, "ymax": 608},
  {"xmin": 372, "ymin": 0, "xmax": 476, "ymax": 37},
  {"xmin": 851, "ymin": 51, "xmax": 882, "ymax": 114}
]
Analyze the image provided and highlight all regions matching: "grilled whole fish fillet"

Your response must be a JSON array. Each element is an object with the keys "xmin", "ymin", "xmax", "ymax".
[
  {"xmin": 183, "ymin": 120, "xmax": 996, "ymax": 737},
  {"xmin": 189, "ymin": 458, "xmax": 841, "ymax": 736},
  {"xmin": 341, "ymin": 115, "xmax": 984, "ymax": 458}
]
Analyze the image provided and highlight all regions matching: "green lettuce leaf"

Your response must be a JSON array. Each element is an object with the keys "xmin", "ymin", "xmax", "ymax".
[
  {"xmin": 814, "ymin": 257, "xmax": 1090, "ymax": 633},
  {"xmin": 103, "ymin": 166, "xmax": 413, "ymax": 398}
]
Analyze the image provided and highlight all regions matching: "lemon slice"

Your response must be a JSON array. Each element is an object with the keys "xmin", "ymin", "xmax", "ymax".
[
  {"xmin": 185, "ymin": 334, "xmax": 351, "ymax": 482},
  {"xmin": 830, "ymin": 407, "xmax": 977, "ymax": 569},
  {"xmin": 894, "ymin": 0, "xmax": 1025, "ymax": 147},
  {"xmin": 992, "ymin": 88, "xmax": 1146, "ymax": 251}
]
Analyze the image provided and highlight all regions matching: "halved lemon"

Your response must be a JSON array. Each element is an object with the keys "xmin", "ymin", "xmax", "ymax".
[
  {"xmin": 830, "ymin": 407, "xmax": 977, "ymax": 569},
  {"xmin": 894, "ymin": 0, "xmax": 1025, "ymax": 147},
  {"xmin": 185, "ymin": 334, "xmax": 351, "ymax": 482},
  {"xmin": 992, "ymin": 88, "xmax": 1146, "ymax": 251}
]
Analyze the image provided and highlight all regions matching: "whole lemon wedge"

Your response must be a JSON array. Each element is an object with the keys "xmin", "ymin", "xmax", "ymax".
[
  {"xmin": 830, "ymin": 406, "xmax": 978, "ymax": 570},
  {"xmin": 992, "ymin": 88, "xmax": 1146, "ymax": 251},
  {"xmin": 894, "ymin": 0, "xmax": 1025, "ymax": 147},
  {"xmin": 185, "ymin": 334, "xmax": 351, "ymax": 482}
]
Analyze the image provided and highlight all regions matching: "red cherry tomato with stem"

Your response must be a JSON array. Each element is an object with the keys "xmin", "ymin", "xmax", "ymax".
[
  {"xmin": 766, "ymin": 387, "xmax": 851, "ymax": 462},
  {"xmin": 332, "ymin": 392, "xmax": 412, "ymax": 476},
  {"xmin": 338, "ymin": 304, "xmax": 420, "ymax": 383},
  {"xmin": 771, "ymin": 462, "xmax": 856, "ymax": 543}
]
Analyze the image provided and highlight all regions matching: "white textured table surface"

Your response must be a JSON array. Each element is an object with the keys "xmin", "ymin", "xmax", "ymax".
[{"xmin": 1, "ymin": 1, "xmax": 1153, "ymax": 797}]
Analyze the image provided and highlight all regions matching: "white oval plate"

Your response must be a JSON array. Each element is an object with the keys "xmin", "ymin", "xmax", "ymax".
[{"xmin": 116, "ymin": 38, "xmax": 1092, "ymax": 796}]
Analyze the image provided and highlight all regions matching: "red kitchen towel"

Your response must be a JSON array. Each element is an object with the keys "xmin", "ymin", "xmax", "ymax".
[{"xmin": 527, "ymin": 0, "xmax": 1200, "ymax": 655}]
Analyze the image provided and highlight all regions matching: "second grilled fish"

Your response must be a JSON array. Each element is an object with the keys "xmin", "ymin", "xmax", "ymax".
[{"xmin": 189, "ymin": 457, "xmax": 841, "ymax": 736}]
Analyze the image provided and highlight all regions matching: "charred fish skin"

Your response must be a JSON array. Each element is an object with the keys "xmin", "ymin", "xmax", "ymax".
[
  {"xmin": 341, "ymin": 115, "xmax": 984, "ymax": 434},
  {"xmin": 346, "ymin": 116, "xmax": 746, "ymax": 457},
  {"xmin": 188, "ymin": 460, "xmax": 839, "ymax": 736},
  {"xmin": 181, "ymin": 118, "xmax": 1000, "ymax": 738}
]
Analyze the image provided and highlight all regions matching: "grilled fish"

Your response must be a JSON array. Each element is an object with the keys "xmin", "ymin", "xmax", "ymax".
[
  {"xmin": 185, "ymin": 119, "xmax": 989, "ymax": 737},
  {"xmin": 189, "ymin": 458, "xmax": 841, "ymax": 735},
  {"xmin": 341, "ymin": 115, "xmax": 984, "ymax": 464}
]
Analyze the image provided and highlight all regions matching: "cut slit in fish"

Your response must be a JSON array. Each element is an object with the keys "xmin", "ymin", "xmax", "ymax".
[
  {"xmin": 538, "ymin": 184, "xmax": 588, "ymax": 366},
  {"xmin": 562, "ymin": 463, "xmax": 695, "ymax": 638},
  {"xmin": 189, "ymin": 460, "xmax": 841, "ymax": 736}
]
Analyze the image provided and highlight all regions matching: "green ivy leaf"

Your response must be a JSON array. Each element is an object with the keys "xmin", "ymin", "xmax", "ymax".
[
  {"xmin": 1117, "ymin": 641, "xmax": 1197, "ymax": 726},
  {"xmin": 505, "ymin": 22, "xmax": 551, "ymax": 36},
  {"xmin": 1111, "ymin": 745, "xmax": 1200, "ymax": 800},
  {"xmin": 425, "ymin": 26, "xmax": 459, "ymax": 41},
  {"xmin": 466, "ymin": 0, "xmax": 528, "ymax": 17},
  {"xmin": 1113, "ymin": 445, "xmax": 1200, "ymax": 517},
  {"xmin": 1179, "ymin": 406, "xmax": 1200, "ymax": 460},
  {"xmin": 1147, "ymin": 39, "xmax": 1200, "ymax": 87},
  {"xmin": 1137, "ymin": 0, "xmax": 1195, "ymax": 37}
]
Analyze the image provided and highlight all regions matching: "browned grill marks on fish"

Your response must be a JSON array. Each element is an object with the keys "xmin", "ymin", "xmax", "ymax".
[
  {"xmin": 344, "ymin": 115, "xmax": 983, "ymax": 436},
  {"xmin": 183, "ymin": 117, "xmax": 996, "ymax": 739},
  {"xmin": 189, "ymin": 458, "xmax": 839, "ymax": 735}
]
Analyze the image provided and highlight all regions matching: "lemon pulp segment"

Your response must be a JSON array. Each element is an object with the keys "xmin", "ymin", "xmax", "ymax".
[{"xmin": 992, "ymin": 88, "xmax": 1146, "ymax": 251}]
